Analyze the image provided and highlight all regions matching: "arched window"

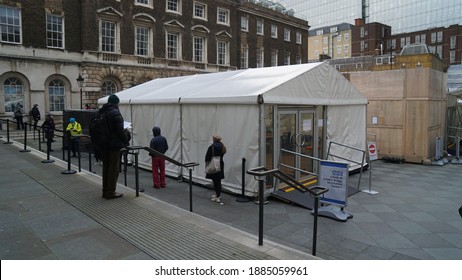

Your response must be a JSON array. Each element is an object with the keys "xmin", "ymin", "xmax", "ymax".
[
  {"xmin": 3, "ymin": 77, "xmax": 23, "ymax": 112},
  {"xmin": 48, "ymin": 79, "xmax": 65, "ymax": 111},
  {"xmin": 101, "ymin": 80, "xmax": 117, "ymax": 96}
]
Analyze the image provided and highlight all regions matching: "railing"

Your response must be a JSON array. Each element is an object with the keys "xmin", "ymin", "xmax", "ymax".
[
  {"xmin": 247, "ymin": 166, "xmax": 328, "ymax": 256},
  {"xmin": 122, "ymin": 146, "xmax": 199, "ymax": 211}
]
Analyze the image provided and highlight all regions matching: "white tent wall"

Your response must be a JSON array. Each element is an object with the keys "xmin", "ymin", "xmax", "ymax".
[
  {"xmin": 181, "ymin": 104, "xmax": 261, "ymax": 194},
  {"xmin": 326, "ymin": 104, "xmax": 367, "ymax": 168}
]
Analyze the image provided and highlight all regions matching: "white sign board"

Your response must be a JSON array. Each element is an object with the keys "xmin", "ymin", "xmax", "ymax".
[
  {"xmin": 319, "ymin": 160, "xmax": 348, "ymax": 207},
  {"xmin": 367, "ymin": 141, "xmax": 378, "ymax": 161}
]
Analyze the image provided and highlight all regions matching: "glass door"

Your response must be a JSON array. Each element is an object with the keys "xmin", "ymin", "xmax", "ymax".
[{"xmin": 278, "ymin": 110, "xmax": 317, "ymax": 180}]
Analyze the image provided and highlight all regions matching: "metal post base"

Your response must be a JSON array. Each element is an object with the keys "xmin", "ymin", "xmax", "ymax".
[
  {"xmin": 42, "ymin": 159, "xmax": 55, "ymax": 163},
  {"xmin": 61, "ymin": 169, "xmax": 77, "ymax": 174},
  {"xmin": 451, "ymin": 159, "xmax": 462, "ymax": 164},
  {"xmin": 313, "ymin": 205, "xmax": 353, "ymax": 222},
  {"xmin": 361, "ymin": 189, "xmax": 379, "ymax": 195},
  {"xmin": 236, "ymin": 195, "xmax": 252, "ymax": 202}
]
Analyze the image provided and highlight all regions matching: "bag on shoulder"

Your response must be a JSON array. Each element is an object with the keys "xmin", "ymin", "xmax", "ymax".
[
  {"xmin": 205, "ymin": 156, "xmax": 221, "ymax": 174},
  {"xmin": 90, "ymin": 111, "xmax": 110, "ymax": 151}
]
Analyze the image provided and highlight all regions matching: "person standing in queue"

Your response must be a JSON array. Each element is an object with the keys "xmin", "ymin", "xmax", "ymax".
[
  {"xmin": 149, "ymin": 126, "xmax": 169, "ymax": 189},
  {"xmin": 65, "ymin": 117, "xmax": 82, "ymax": 157},
  {"xmin": 205, "ymin": 134, "xmax": 226, "ymax": 204},
  {"xmin": 98, "ymin": 94, "xmax": 129, "ymax": 199}
]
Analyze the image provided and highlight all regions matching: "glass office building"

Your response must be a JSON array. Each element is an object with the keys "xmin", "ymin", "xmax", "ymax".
[{"xmin": 278, "ymin": 0, "xmax": 462, "ymax": 34}]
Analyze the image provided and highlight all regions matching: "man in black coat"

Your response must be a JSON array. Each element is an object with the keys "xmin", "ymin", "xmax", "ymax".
[{"xmin": 98, "ymin": 94, "xmax": 129, "ymax": 199}]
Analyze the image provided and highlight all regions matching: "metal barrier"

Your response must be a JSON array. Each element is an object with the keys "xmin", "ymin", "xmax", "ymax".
[
  {"xmin": 247, "ymin": 166, "xmax": 328, "ymax": 256},
  {"xmin": 327, "ymin": 141, "xmax": 366, "ymax": 190},
  {"xmin": 123, "ymin": 146, "xmax": 199, "ymax": 212}
]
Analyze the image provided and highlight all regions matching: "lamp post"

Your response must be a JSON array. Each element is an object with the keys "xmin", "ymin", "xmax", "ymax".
[{"xmin": 77, "ymin": 74, "xmax": 84, "ymax": 109}]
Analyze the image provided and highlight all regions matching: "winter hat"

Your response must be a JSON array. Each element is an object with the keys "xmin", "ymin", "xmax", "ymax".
[
  {"xmin": 108, "ymin": 94, "xmax": 120, "ymax": 105},
  {"xmin": 212, "ymin": 134, "xmax": 222, "ymax": 141},
  {"xmin": 70, "ymin": 118, "xmax": 75, "ymax": 123}
]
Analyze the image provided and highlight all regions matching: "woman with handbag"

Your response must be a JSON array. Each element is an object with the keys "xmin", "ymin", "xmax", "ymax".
[{"xmin": 205, "ymin": 134, "xmax": 226, "ymax": 204}]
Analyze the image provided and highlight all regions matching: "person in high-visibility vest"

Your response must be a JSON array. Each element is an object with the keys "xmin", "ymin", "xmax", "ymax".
[{"xmin": 66, "ymin": 117, "xmax": 82, "ymax": 157}]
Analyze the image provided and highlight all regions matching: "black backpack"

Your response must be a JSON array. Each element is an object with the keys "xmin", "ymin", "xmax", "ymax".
[{"xmin": 90, "ymin": 111, "xmax": 110, "ymax": 151}]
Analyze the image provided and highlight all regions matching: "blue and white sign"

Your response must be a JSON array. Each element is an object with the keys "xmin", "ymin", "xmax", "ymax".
[{"xmin": 319, "ymin": 160, "xmax": 348, "ymax": 207}]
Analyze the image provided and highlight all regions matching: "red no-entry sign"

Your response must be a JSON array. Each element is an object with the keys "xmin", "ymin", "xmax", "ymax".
[{"xmin": 368, "ymin": 142, "xmax": 378, "ymax": 161}]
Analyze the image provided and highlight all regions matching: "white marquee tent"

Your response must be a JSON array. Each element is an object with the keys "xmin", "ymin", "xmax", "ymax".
[{"xmin": 98, "ymin": 62, "xmax": 367, "ymax": 196}]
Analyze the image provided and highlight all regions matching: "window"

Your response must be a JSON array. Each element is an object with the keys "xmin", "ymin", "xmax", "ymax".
[
  {"xmin": 3, "ymin": 77, "xmax": 23, "ymax": 112},
  {"xmin": 256, "ymin": 18, "xmax": 264, "ymax": 35},
  {"xmin": 284, "ymin": 28, "xmax": 290, "ymax": 42},
  {"xmin": 322, "ymin": 37, "xmax": 328, "ymax": 45},
  {"xmin": 336, "ymin": 45, "xmax": 341, "ymax": 55},
  {"xmin": 256, "ymin": 48, "xmax": 264, "ymax": 68},
  {"xmin": 193, "ymin": 1, "xmax": 207, "ymax": 20},
  {"xmin": 241, "ymin": 15, "xmax": 248, "ymax": 32},
  {"xmin": 217, "ymin": 8, "xmax": 229, "ymax": 26},
  {"xmin": 343, "ymin": 33, "xmax": 349, "ymax": 41},
  {"xmin": 431, "ymin": 32, "xmax": 436, "ymax": 43},
  {"xmin": 400, "ymin": 37, "xmax": 405, "ymax": 47},
  {"xmin": 330, "ymin": 27, "xmax": 337, "ymax": 33},
  {"xmin": 271, "ymin": 24, "xmax": 278, "ymax": 38},
  {"xmin": 101, "ymin": 20, "xmax": 116, "ymax": 52},
  {"xmin": 166, "ymin": 32, "xmax": 180, "ymax": 59},
  {"xmin": 136, "ymin": 26, "xmax": 150, "ymax": 56},
  {"xmin": 46, "ymin": 14, "xmax": 64, "ymax": 49},
  {"xmin": 135, "ymin": 0, "xmax": 152, "ymax": 7},
  {"xmin": 296, "ymin": 31, "xmax": 301, "ymax": 44},
  {"xmin": 420, "ymin": 34, "xmax": 426, "ymax": 43},
  {"xmin": 436, "ymin": 45, "xmax": 442, "ymax": 59},
  {"xmin": 415, "ymin": 35, "xmax": 420, "ymax": 43},
  {"xmin": 450, "ymin": 36, "xmax": 456, "ymax": 49},
  {"xmin": 193, "ymin": 36, "xmax": 206, "ymax": 63},
  {"xmin": 241, "ymin": 45, "xmax": 248, "ymax": 69},
  {"xmin": 405, "ymin": 37, "xmax": 410, "ymax": 45},
  {"xmin": 271, "ymin": 50, "xmax": 278, "ymax": 66},
  {"xmin": 166, "ymin": 0, "xmax": 181, "ymax": 14},
  {"xmin": 336, "ymin": 35, "xmax": 342, "ymax": 43},
  {"xmin": 437, "ymin": 31, "xmax": 443, "ymax": 43},
  {"xmin": 48, "ymin": 79, "xmax": 65, "ymax": 112},
  {"xmin": 314, "ymin": 40, "xmax": 319, "ymax": 47},
  {"xmin": 217, "ymin": 40, "xmax": 229, "ymax": 65},
  {"xmin": 344, "ymin": 44, "xmax": 349, "ymax": 54},
  {"xmin": 101, "ymin": 81, "xmax": 117, "ymax": 96},
  {"xmin": 360, "ymin": 41, "xmax": 364, "ymax": 51},
  {"xmin": 450, "ymin": 51, "xmax": 455, "ymax": 63},
  {"xmin": 360, "ymin": 27, "xmax": 364, "ymax": 38},
  {"xmin": 295, "ymin": 56, "xmax": 301, "ymax": 64},
  {"xmin": 283, "ymin": 53, "xmax": 290, "ymax": 65},
  {"xmin": 0, "ymin": 6, "xmax": 21, "ymax": 44},
  {"xmin": 314, "ymin": 50, "xmax": 319, "ymax": 58},
  {"xmin": 316, "ymin": 30, "xmax": 323, "ymax": 36}
]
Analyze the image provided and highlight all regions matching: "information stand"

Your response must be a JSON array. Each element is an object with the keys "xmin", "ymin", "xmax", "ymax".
[{"xmin": 316, "ymin": 160, "xmax": 353, "ymax": 222}]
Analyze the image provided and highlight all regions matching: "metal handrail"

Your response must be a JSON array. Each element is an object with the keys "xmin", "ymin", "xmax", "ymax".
[{"xmin": 247, "ymin": 166, "xmax": 328, "ymax": 256}]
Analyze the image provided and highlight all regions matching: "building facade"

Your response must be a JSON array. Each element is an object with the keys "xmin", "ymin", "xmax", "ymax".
[
  {"xmin": 307, "ymin": 23, "xmax": 353, "ymax": 61},
  {"xmin": 0, "ymin": 0, "xmax": 308, "ymax": 123}
]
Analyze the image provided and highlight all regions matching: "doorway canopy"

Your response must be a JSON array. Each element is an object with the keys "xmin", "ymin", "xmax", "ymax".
[{"xmin": 98, "ymin": 62, "xmax": 367, "ymax": 196}]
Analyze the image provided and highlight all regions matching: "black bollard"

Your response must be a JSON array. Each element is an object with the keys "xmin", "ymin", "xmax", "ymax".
[
  {"xmin": 236, "ymin": 158, "xmax": 251, "ymax": 202},
  {"xmin": 4, "ymin": 119, "xmax": 13, "ymax": 144},
  {"xmin": 42, "ymin": 133, "xmax": 54, "ymax": 163},
  {"xmin": 61, "ymin": 132, "xmax": 76, "ymax": 174},
  {"xmin": 19, "ymin": 122, "xmax": 30, "ymax": 153}
]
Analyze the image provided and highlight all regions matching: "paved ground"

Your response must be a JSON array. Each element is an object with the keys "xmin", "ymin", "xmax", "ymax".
[{"xmin": 1, "ymin": 129, "xmax": 462, "ymax": 260}]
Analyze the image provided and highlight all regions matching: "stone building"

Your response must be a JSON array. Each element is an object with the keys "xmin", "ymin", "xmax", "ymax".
[{"xmin": 0, "ymin": 0, "xmax": 308, "ymax": 126}]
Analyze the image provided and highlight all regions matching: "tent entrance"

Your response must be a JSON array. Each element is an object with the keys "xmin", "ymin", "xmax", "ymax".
[
  {"xmin": 272, "ymin": 109, "xmax": 322, "ymax": 209},
  {"xmin": 277, "ymin": 109, "xmax": 319, "ymax": 179}
]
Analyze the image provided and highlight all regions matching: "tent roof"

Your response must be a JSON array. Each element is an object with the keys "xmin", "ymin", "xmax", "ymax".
[{"xmin": 99, "ymin": 62, "xmax": 367, "ymax": 106}]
